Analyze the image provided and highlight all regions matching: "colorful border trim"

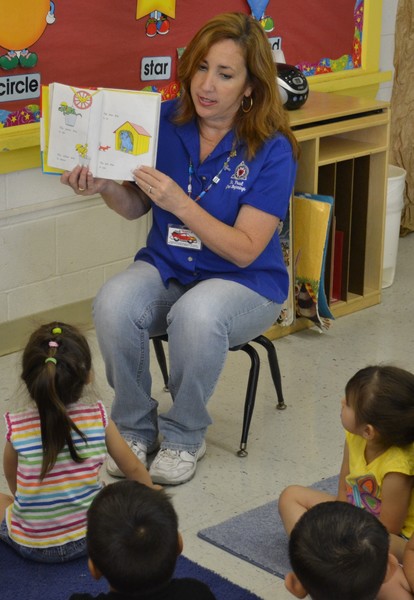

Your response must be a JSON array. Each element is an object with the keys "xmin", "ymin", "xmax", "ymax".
[
  {"xmin": 296, "ymin": 0, "xmax": 363, "ymax": 76},
  {"xmin": 0, "ymin": 105, "xmax": 40, "ymax": 128}
]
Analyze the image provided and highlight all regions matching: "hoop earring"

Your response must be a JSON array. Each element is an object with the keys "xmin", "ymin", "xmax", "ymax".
[{"xmin": 241, "ymin": 95, "xmax": 253, "ymax": 113}]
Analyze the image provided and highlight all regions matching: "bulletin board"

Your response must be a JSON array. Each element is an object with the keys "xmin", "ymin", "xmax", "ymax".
[{"xmin": 0, "ymin": 0, "xmax": 379, "ymax": 174}]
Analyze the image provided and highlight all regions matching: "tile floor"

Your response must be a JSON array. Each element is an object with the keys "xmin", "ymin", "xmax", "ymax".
[{"xmin": 1, "ymin": 233, "xmax": 414, "ymax": 599}]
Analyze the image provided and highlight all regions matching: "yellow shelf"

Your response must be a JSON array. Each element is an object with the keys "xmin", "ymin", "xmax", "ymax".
[
  {"xmin": 318, "ymin": 138, "xmax": 387, "ymax": 165},
  {"xmin": 0, "ymin": 122, "xmax": 41, "ymax": 174}
]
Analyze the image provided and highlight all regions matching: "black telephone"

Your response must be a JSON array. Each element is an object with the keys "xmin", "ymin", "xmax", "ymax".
[{"xmin": 276, "ymin": 63, "xmax": 309, "ymax": 110}]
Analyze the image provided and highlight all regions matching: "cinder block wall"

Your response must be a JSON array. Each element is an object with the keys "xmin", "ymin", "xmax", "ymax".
[{"xmin": 0, "ymin": 168, "xmax": 150, "ymax": 355}]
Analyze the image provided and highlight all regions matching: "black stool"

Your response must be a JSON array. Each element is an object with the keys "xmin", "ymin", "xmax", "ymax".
[{"xmin": 151, "ymin": 333, "xmax": 286, "ymax": 456}]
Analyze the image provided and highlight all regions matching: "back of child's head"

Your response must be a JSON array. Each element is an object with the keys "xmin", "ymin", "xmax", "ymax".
[
  {"xmin": 86, "ymin": 480, "xmax": 179, "ymax": 594},
  {"xmin": 345, "ymin": 365, "xmax": 414, "ymax": 447},
  {"xmin": 289, "ymin": 501, "xmax": 389, "ymax": 600},
  {"xmin": 21, "ymin": 322, "xmax": 92, "ymax": 477}
]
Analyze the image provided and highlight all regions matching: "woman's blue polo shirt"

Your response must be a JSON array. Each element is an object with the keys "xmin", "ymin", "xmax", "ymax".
[{"xmin": 135, "ymin": 99, "xmax": 297, "ymax": 303}]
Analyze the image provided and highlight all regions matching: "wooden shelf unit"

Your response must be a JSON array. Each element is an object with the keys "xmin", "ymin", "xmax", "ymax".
[{"xmin": 267, "ymin": 91, "xmax": 390, "ymax": 340}]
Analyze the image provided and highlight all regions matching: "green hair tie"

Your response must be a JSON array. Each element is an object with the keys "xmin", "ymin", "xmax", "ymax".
[
  {"xmin": 45, "ymin": 357, "xmax": 57, "ymax": 365},
  {"xmin": 52, "ymin": 327, "xmax": 62, "ymax": 335}
]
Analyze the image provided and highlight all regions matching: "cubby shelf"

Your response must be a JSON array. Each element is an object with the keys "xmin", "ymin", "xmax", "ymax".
[{"xmin": 267, "ymin": 91, "xmax": 390, "ymax": 340}]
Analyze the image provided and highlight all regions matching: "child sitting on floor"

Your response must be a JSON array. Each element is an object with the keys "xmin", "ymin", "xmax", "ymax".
[
  {"xmin": 279, "ymin": 365, "xmax": 414, "ymax": 563},
  {"xmin": 0, "ymin": 322, "xmax": 155, "ymax": 563},
  {"xmin": 69, "ymin": 480, "xmax": 216, "ymax": 599},
  {"xmin": 286, "ymin": 501, "xmax": 413, "ymax": 600}
]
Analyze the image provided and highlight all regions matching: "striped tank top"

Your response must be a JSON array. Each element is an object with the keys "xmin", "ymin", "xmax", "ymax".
[{"xmin": 4, "ymin": 401, "xmax": 107, "ymax": 548}]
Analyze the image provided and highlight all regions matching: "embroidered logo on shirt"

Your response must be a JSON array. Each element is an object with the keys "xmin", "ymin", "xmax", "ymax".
[
  {"xmin": 225, "ymin": 161, "xmax": 249, "ymax": 192},
  {"xmin": 232, "ymin": 161, "xmax": 249, "ymax": 180}
]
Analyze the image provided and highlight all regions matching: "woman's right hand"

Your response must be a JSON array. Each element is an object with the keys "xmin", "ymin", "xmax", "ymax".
[{"xmin": 60, "ymin": 165, "xmax": 111, "ymax": 196}]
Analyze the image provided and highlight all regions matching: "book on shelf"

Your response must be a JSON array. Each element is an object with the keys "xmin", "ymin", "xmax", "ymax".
[
  {"xmin": 331, "ymin": 229, "xmax": 344, "ymax": 302},
  {"xmin": 277, "ymin": 198, "xmax": 295, "ymax": 327},
  {"xmin": 293, "ymin": 192, "xmax": 335, "ymax": 330},
  {"xmin": 40, "ymin": 82, "xmax": 162, "ymax": 181}
]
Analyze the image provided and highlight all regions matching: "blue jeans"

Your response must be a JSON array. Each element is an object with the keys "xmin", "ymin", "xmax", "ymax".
[
  {"xmin": 0, "ymin": 519, "xmax": 86, "ymax": 563},
  {"xmin": 93, "ymin": 261, "xmax": 281, "ymax": 451}
]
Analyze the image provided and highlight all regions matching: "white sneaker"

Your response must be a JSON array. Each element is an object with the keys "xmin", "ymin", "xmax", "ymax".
[
  {"xmin": 106, "ymin": 438, "xmax": 159, "ymax": 477},
  {"xmin": 149, "ymin": 441, "xmax": 206, "ymax": 485}
]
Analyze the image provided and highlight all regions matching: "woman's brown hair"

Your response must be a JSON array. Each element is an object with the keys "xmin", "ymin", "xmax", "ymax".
[{"xmin": 174, "ymin": 12, "xmax": 299, "ymax": 160}]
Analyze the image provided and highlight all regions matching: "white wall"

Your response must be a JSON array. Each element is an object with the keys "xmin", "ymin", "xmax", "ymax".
[
  {"xmin": 0, "ymin": 165, "xmax": 150, "ymax": 344},
  {"xmin": 377, "ymin": 0, "xmax": 398, "ymax": 102}
]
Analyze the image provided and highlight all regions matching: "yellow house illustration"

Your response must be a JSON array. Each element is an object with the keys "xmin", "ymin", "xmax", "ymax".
[{"xmin": 114, "ymin": 121, "xmax": 151, "ymax": 155}]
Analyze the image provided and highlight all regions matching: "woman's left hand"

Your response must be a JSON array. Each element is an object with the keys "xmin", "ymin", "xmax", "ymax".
[{"xmin": 133, "ymin": 165, "xmax": 190, "ymax": 216}]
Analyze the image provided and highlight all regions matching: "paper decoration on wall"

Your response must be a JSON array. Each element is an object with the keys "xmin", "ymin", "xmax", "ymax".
[
  {"xmin": 142, "ymin": 80, "xmax": 180, "ymax": 101},
  {"xmin": 136, "ymin": 0, "xmax": 176, "ymax": 37},
  {"xmin": 159, "ymin": 80, "xmax": 180, "ymax": 100},
  {"xmin": 0, "ymin": 0, "xmax": 55, "ymax": 70},
  {"xmin": 293, "ymin": 193, "xmax": 334, "ymax": 331},
  {"xmin": 246, "ymin": 0, "xmax": 274, "ymax": 32}
]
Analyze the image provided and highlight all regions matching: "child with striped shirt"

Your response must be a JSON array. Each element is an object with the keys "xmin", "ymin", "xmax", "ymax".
[{"xmin": 0, "ymin": 322, "xmax": 156, "ymax": 562}]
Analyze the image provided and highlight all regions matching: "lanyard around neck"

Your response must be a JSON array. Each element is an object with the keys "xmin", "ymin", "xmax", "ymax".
[{"xmin": 187, "ymin": 148, "xmax": 237, "ymax": 202}]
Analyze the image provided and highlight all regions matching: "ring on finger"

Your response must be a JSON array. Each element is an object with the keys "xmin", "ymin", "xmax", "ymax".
[
  {"xmin": 78, "ymin": 187, "xmax": 86, "ymax": 192},
  {"xmin": 147, "ymin": 185, "xmax": 152, "ymax": 194}
]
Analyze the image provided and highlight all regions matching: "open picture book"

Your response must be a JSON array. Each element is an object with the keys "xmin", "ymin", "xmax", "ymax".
[{"xmin": 40, "ymin": 82, "xmax": 162, "ymax": 181}]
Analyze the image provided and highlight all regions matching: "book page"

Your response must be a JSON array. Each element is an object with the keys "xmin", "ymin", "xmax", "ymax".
[
  {"xmin": 95, "ymin": 89, "xmax": 161, "ymax": 180},
  {"xmin": 46, "ymin": 83, "xmax": 102, "ymax": 173}
]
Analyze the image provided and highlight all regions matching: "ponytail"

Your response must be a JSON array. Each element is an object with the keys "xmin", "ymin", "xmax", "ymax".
[{"xmin": 21, "ymin": 323, "xmax": 92, "ymax": 479}]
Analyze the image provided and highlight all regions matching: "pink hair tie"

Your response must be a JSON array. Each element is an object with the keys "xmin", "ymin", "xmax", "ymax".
[{"xmin": 49, "ymin": 341, "xmax": 59, "ymax": 348}]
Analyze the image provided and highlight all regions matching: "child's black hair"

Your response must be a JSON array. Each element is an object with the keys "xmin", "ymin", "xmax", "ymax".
[
  {"xmin": 289, "ymin": 501, "xmax": 389, "ymax": 600},
  {"xmin": 346, "ymin": 365, "xmax": 414, "ymax": 448},
  {"xmin": 87, "ymin": 481, "xmax": 179, "ymax": 594}
]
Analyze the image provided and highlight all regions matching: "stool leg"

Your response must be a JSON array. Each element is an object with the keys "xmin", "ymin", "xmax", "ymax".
[
  {"xmin": 237, "ymin": 344, "xmax": 260, "ymax": 457},
  {"xmin": 152, "ymin": 338, "xmax": 169, "ymax": 392},
  {"xmin": 253, "ymin": 335, "xmax": 286, "ymax": 410}
]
